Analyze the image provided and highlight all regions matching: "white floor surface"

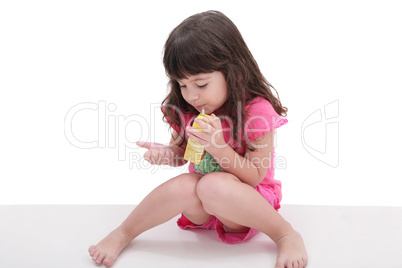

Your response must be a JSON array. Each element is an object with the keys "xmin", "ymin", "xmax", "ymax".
[{"xmin": 1, "ymin": 205, "xmax": 401, "ymax": 268}]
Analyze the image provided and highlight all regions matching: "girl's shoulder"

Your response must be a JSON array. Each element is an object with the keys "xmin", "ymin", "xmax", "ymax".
[
  {"xmin": 245, "ymin": 96, "xmax": 277, "ymax": 116},
  {"xmin": 244, "ymin": 96, "xmax": 288, "ymax": 139}
]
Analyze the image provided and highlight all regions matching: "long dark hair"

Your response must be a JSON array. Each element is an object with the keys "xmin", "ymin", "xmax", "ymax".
[{"xmin": 162, "ymin": 10, "xmax": 287, "ymax": 148}]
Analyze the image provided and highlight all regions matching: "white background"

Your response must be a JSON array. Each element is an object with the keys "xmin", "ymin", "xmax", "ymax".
[{"xmin": 1, "ymin": 0, "xmax": 401, "ymax": 206}]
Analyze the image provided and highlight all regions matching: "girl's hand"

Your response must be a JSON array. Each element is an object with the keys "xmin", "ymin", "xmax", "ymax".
[
  {"xmin": 136, "ymin": 141, "xmax": 176, "ymax": 165},
  {"xmin": 186, "ymin": 114, "xmax": 227, "ymax": 154}
]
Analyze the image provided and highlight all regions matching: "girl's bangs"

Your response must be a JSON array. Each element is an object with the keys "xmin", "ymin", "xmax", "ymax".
[{"xmin": 165, "ymin": 39, "xmax": 216, "ymax": 81}]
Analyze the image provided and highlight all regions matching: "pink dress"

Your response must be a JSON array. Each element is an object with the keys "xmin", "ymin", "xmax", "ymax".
[{"xmin": 167, "ymin": 97, "xmax": 288, "ymax": 244}]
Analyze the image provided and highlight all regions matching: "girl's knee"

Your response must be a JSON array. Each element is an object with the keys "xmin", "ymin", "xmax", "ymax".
[
  {"xmin": 169, "ymin": 173, "xmax": 208, "ymax": 216},
  {"xmin": 168, "ymin": 173, "xmax": 201, "ymax": 200},
  {"xmin": 196, "ymin": 172, "xmax": 236, "ymax": 202}
]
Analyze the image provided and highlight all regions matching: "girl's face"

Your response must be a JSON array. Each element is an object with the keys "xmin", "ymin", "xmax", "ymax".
[{"xmin": 177, "ymin": 71, "xmax": 228, "ymax": 115}]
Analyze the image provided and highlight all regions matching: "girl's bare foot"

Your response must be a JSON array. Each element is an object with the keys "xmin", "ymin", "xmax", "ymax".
[
  {"xmin": 88, "ymin": 226, "xmax": 133, "ymax": 267},
  {"xmin": 274, "ymin": 230, "xmax": 308, "ymax": 268}
]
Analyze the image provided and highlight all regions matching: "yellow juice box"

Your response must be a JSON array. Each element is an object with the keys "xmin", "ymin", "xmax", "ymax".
[{"xmin": 183, "ymin": 111, "xmax": 213, "ymax": 165}]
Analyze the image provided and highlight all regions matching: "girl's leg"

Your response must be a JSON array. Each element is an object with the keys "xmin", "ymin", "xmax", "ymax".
[
  {"xmin": 89, "ymin": 173, "xmax": 210, "ymax": 267},
  {"xmin": 196, "ymin": 173, "xmax": 308, "ymax": 268}
]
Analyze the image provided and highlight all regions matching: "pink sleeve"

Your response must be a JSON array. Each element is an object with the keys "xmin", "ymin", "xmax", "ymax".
[{"xmin": 244, "ymin": 97, "xmax": 288, "ymax": 141}]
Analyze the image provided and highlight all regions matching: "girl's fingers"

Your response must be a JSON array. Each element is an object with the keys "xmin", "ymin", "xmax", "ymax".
[
  {"xmin": 209, "ymin": 114, "xmax": 222, "ymax": 129},
  {"xmin": 194, "ymin": 118, "xmax": 210, "ymax": 130},
  {"xmin": 136, "ymin": 141, "xmax": 152, "ymax": 149},
  {"xmin": 196, "ymin": 116, "xmax": 222, "ymax": 130},
  {"xmin": 143, "ymin": 150, "xmax": 151, "ymax": 161},
  {"xmin": 150, "ymin": 148, "xmax": 159, "ymax": 161},
  {"xmin": 187, "ymin": 126, "xmax": 210, "ymax": 141},
  {"xmin": 158, "ymin": 149, "xmax": 168, "ymax": 165},
  {"xmin": 186, "ymin": 126, "xmax": 203, "ymax": 135},
  {"xmin": 143, "ymin": 148, "xmax": 173, "ymax": 165},
  {"xmin": 187, "ymin": 133, "xmax": 207, "ymax": 147},
  {"xmin": 137, "ymin": 141, "xmax": 166, "ymax": 149}
]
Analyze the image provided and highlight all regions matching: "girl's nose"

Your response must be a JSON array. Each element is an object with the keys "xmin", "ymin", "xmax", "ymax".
[{"xmin": 189, "ymin": 90, "xmax": 199, "ymax": 101}]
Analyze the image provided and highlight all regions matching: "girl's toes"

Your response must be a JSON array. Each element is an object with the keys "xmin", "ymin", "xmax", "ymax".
[
  {"xmin": 103, "ymin": 256, "xmax": 115, "ymax": 267},
  {"xmin": 275, "ymin": 260, "xmax": 285, "ymax": 268},
  {"xmin": 88, "ymin": 245, "xmax": 96, "ymax": 256},
  {"xmin": 95, "ymin": 252, "xmax": 106, "ymax": 264},
  {"xmin": 93, "ymin": 251, "xmax": 100, "ymax": 260},
  {"xmin": 303, "ymin": 257, "xmax": 308, "ymax": 267}
]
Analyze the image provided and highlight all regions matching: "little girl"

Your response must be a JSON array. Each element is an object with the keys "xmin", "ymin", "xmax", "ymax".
[{"xmin": 89, "ymin": 10, "xmax": 308, "ymax": 268}]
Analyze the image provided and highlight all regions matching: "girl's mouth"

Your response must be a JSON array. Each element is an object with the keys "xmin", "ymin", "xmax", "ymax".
[{"xmin": 195, "ymin": 105, "xmax": 204, "ymax": 112}]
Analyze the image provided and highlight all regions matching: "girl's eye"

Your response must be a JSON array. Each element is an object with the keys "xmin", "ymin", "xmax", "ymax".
[
  {"xmin": 179, "ymin": 84, "xmax": 186, "ymax": 88},
  {"xmin": 197, "ymin": 83, "xmax": 207, "ymax": 88}
]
